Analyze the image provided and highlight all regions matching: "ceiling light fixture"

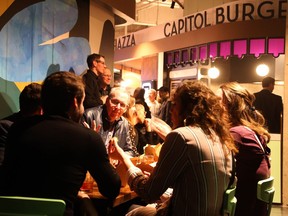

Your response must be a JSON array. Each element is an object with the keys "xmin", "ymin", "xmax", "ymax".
[{"xmin": 256, "ymin": 64, "xmax": 269, "ymax": 77}]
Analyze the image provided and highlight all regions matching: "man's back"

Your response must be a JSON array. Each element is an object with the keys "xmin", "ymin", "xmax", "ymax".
[
  {"xmin": 1, "ymin": 115, "xmax": 121, "ymax": 215},
  {"xmin": 254, "ymin": 89, "xmax": 283, "ymax": 133}
]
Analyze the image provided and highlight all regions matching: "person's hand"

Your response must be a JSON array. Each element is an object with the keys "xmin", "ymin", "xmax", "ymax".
[
  {"xmin": 77, "ymin": 191, "xmax": 90, "ymax": 199},
  {"xmin": 82, "ymin": 120, "xmax": 101, "ymax": 132},
  {"xmin": 150, "ymin": 117, "xmax": 172, "ymax": 140},
  {"xmin": 108, "ymin": 137, "xmax": 136, "ymax": 170},
  {"xmin": 144, "ymin": 118, "xmax": 152, "ymax": 132},
  {"xmin": 108, "ymin": 137, "xmax": 125, "ymax": 162}
]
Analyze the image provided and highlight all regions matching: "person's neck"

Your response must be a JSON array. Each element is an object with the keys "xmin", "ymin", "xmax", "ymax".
[
  {"xmin": 106, "ymin": 116, "xmax": 115, "ymax": 123},
  {"xmin": 263, "ymin": 87, "xmax": 272, "ymax": 92},
  {"xmin": 99, "ymin": 83, "xmax": 107, "ymax": 89},
  {"xmin": 104, "ymin": 111, "xmax": 117, "ymax": 124},
  {"xmin": 91, "ymin": 68, "xmax": 99, "ymax": 76}
]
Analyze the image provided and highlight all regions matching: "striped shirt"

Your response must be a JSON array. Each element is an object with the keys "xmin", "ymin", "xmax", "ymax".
[{"xmin": 128, "ymin": 126, "xmax": 233, "ymax": 216}]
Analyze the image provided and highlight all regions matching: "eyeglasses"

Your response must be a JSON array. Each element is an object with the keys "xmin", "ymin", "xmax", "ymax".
[
  {"xmin": 109, "ymin": 98, "xmax": 127, "ymax": 109},
  {"xmin": 96, "ymin": 60, "xmax": 106, "ymax": 65}
]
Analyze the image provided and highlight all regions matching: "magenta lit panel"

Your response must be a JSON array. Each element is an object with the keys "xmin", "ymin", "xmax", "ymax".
[
  {"xmin": 199, "ymin": 45, "xmax": 207, "ymax": 61},
  {"xmin": 233, "ymin": 40, "xmax": 247, "ymax": 58},
  {"xmin": 174, "ymin": 51, "xmax": 180, "ymax": 64},
  {"xmin": 268, "ymin": 38, "xmax": 285, "ymax": 58},
  {"xmin": 181, "ymin": 49, "xmax": 189, "ymax": 62},
  {"xmin": 219, "ymin": 41, "xmax": 231, "ymax": 59},
  {"xmin": 209, "ymin": 43, "xmax": 218, "ymax": 59},
  {"xmin": 167, "ymin": 52, "xmax": 173, "ymax": 65},
  {"xmin": 190, "ymin": 47, "xmax": 197, "ymax": 62},
  {"xmin": 250, "ymin": 38, "xmax": 265, "ymax": 58}
]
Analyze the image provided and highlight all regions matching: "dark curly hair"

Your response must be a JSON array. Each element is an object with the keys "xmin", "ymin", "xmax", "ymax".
[{"xmin": 173, "ymin": 80, "xmax": 237, "ymax": 154}]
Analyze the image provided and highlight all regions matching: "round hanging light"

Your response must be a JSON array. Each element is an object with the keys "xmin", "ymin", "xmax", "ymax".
[
  {"xmin": 208, "ymin": 67, "xmax": 220, "ymax": 79},
  {"xmin": 256, "ymin": 64, "xmax": 269, "ymax": 77}
]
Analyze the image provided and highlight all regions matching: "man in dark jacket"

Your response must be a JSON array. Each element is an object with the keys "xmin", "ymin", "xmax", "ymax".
[
  {"xmin": 157, "ymin": 86, "xmax": 172, "ymax": 128},
  {"xmin": 0, "ymin": 72, "xmax": 121, "ymax": 216},
  {"xmin": 0, "ymin": 83, "xmax": 42, "ymax": 166},
  {"xmin": 82, "ymin": 53, "xmax": 106, "ymax": 109},
  {"xmin": 254, "ymin": 76, "xmax": 283, "ymax": 133}
]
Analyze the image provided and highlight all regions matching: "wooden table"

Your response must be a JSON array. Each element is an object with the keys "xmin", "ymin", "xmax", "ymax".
[{"xmin": 86, "ymin": 185, "xmax": 138, "ymax": 207}]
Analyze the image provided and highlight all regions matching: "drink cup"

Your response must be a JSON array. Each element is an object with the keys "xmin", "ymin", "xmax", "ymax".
[
  {"xmin": 142, "ymin": 154, "xmax": 154, "ymax": 164},
  {"xmin": 80, "ymin": 172, "xmax": 94, "ymax": 192}
]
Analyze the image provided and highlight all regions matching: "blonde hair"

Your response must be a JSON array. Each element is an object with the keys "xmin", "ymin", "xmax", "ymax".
[
  {"xmin": 220, "ymin": 82, "xmax": 270, "ymax": 142},
  {"xmin": 123, "ymin": 96, "xmax": 137, "ymax": 125}
]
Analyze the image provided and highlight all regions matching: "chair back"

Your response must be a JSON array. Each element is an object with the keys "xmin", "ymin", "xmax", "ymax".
[
  {"xmin": 0, "ymin": 196, "xmax": 66, "ymax": 216},
  {"xmin": 222, "ymin": 186, "xmax": 237, "ymax": 216},
  {"xmin": 257, "ymin": 176, "xmax": 275, "ymax": 216}
]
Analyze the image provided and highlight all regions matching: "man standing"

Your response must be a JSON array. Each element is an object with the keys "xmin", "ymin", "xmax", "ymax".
[
  {"xmin": 146, "ymin": 88, "xmax": 160, "ymax": 117},
  {"xmin": 98, "ymin": 67, "xmax": 112, "ymax": 103},
  {"xmin": 82, "ymin": 87, "xmax": 138, "ymax": 157},
  {"xmin": 0, "ymin": 72, "xmax": 121, "ymax": 215},
  {"xmin": 254, "ymin": 76, "xmax": 283, "ymax": 133},
  {"xmin": 157, "ymin": 86, "xmax": 172, "ymax": 127},
  {"xmin": 82, "ymin": 53, "xmax": 106, "ymax": 109}
]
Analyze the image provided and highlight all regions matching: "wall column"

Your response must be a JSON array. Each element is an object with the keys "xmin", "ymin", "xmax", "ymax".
[{"xmin": 282, "ymin": 7, "xmax": 288, "ymax": 207}]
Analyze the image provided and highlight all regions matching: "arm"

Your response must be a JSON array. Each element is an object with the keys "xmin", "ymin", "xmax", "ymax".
[
  {"xmin": 115, "ymin": 119, "xmax": 138, "ymax": 157},
  {"xmin": 109, "ymin": 131, "xmax": 188, "ymax": 203},
  {"xmin": 150, "ymin": 116, "xmax": 172, "ymax": 140},
  {"xmin": 0, "ymin": 120, "xmax": 12, "ymax": 166},
  {"xmin": 87, "ymin": 131, "xmax": 121, "ymax": 199}
]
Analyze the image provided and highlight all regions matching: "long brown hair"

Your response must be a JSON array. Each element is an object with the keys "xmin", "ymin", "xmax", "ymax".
[
  {"xmin": 219, "ymin": 82, "xmax": 270, "ymax": 142},
  {"xmin": 173, "ymin": 80, "xmax": 237, "ymax": 153}
]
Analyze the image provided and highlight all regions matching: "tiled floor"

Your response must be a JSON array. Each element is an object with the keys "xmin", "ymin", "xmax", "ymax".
[{"xmin": 271, "ymin": 205, "xmax": 288, "ymax": 216}]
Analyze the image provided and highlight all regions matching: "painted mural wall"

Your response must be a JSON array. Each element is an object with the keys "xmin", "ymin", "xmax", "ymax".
[{"xmin": 0, "ymin": 0, "xmax": 115, "ymax": 118}]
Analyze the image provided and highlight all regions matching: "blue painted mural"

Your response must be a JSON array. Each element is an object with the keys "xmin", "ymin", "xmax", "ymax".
[
  {"xmin": 0, "ymin": 0, "xmax": 94, "ymax": 118},
  {"xmin": 0, "ymin": 0, "xmax": 90, "ymax": 82}
]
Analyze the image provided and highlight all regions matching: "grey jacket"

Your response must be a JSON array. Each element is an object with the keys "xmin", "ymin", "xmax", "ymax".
[{"xmin": 82, "ymin": 105, "xmax": 137, "ymax": 157}]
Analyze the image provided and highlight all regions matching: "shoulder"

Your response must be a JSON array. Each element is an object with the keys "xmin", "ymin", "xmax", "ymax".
[
  {"xmin": 0, "ymin": 120, "xmax": 13, "ymax": 129},
  {"xmin": 255, "ymin": 89, "xmax": 270, "ymax": 95},
  {"xmin": 272, "ymin": 93, "xmax": 282, "ymax": 100},
  {"xmin": 230, "ymin": 125, "xmax": 249, "ymax": 135},
  {"xmin": 83, "ymin": 106, "xmax": 103, "ymax": 124},
  {"xmin": 0, "ymin": 120, "xmax": 13, "ymax": 134},
  {"xmin": 169, "ymin": 126, "xmax": 199, "ymax": 142},
  {"xmin": 84, "ymin": 106, "xmax": 102, "ymax": 115},
  {"xmin": 83, "ymin": 70, "xmax": 97, "ymax": 79},
  {"xmin": 230, "ymin": 125, "xmax": 257, "ymax": 141},
  {"xmin": 117, "ymin": 116, "xmax": 129, "ymax": 127}
]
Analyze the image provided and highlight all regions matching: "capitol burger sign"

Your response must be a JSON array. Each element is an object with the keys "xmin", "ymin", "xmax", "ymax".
[{"xmin": 115, "ymin": 0, "xmax": 287, "ymax": 50}]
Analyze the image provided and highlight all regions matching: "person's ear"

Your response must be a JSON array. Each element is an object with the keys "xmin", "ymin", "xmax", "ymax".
[{"xmin": 73, "ymin": 97, "xmax": 78, "ymax": 109}]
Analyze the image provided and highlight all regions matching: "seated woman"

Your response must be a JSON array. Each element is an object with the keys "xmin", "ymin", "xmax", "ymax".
[
  {"xmin": 108, "ymin": 80, "xmax": 237, "ymax": 216},
  {"xmin": 134, "ymin": 103, "xmax": 153, "ymax": 154},
  {"xmin": 218, "ymin": 82, "xmax": 271, "ymax": 216},
  {"xmin": 123, "ymin": 96, "xmax": 154, "ymax": 155}
]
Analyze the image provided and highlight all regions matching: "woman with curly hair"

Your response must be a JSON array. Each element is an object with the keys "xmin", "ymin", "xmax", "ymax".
[
  {"xmin": 108, "ymin": 80, "xmax": 237, "ymax": 216},
  {"xmin": 218, "ymin": 82, "xmax": 271, "ymax": 216}
]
